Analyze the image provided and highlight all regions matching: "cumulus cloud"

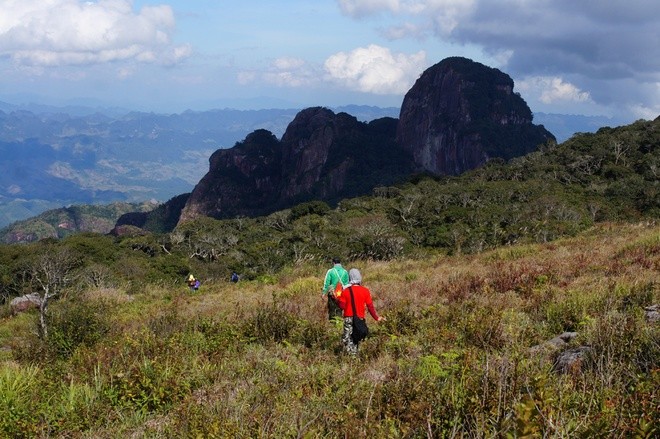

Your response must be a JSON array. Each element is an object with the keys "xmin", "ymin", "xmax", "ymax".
[
  {"xmin": 518, "ymin": 76, "xmax": 591, "ymax": 105},
  {"xmin": 324, "ymin": 45, "xmax": 426, "ymax": 94},
  {"xmin": 237, "ymin": 48, "xmax": 427, "ymax": 95},
  {"xmin": 0, "ymin": 0, "xmax": 191, "ymax": 67},
  {"xmin": 336, "ymin": 0, "xmax": 660, "ymax": 117}
]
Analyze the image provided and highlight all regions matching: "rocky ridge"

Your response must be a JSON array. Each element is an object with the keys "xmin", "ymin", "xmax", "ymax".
[{"xmin": 117, "ymin": 57, "xmax": 555, "ymax": 231}]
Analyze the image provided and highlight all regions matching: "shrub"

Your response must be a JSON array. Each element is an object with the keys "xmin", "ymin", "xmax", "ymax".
[
  {"xmin": 381, "ymin": 302, "xmax": 421, "ymax": 336},
  {"xmin": 241, "ymin": 302, "xmax": 298, "ymax": 343},
  {"xmin": 0, "ymin": 364, "xmax": 40, "ymax": 437},
  {"xmin": 289, "ymin": 200, "xmax": 330, "ymax": 220},
  {"xmin": 290, "ymin": 318, "xmax": 334, "ymax": 350},
  {"xmin": 46, "ymin": 299, "xmax": 112, "ymax": 359},
  {"xmin": 544, "ymin": 294, "xmax": 589, "ymax": 334},
  {"xmin": 104, "ymin": 358, "xmax": 190, "ymax": 413}
]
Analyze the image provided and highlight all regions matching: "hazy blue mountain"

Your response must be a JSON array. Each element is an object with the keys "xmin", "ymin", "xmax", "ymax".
[
  {"xmin": 0, "ymin": 104, "xmax": 403, "ymax": 228},
  {"xmin": 533, "ymin": 112, "xmax": 623, "ymax": 143}
]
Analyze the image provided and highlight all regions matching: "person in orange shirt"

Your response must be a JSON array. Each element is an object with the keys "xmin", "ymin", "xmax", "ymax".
[{"xmin": 335, "ymin": 268, "xmax": 385, "ymax": 355}]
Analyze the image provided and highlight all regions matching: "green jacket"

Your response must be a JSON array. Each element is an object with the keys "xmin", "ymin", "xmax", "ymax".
[{"xmin": 322, "ymin": 264, "xmax": 349, "ymax": 295}]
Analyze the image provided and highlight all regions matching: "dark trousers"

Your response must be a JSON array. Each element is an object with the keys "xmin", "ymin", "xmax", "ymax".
[{"xmin": 327, "ymin": 295, "xmax": 343, "ymax": 321}]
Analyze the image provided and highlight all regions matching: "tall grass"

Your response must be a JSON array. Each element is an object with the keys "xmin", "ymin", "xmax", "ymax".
[{"xmin": 0, "ymin": 222, "xmax": 657, "ymax": 437}]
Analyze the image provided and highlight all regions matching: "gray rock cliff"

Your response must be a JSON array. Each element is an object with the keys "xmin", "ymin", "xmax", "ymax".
[
  {"xmin": 396, "ymin": 57, "xmax": 555, "ymax": 175},
  {"xmin": 121, "ymin": 57, "xmax": 557, "ymax": 230},
  {"xmin": 177, "ymin": 108, "xmax": 411, "ymax": 223}
]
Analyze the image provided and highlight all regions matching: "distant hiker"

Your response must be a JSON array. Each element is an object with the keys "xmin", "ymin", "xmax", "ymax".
[
  {"xmin": 321, "ymin": 257, "xmax": 349, "ymax": 321},
  {"xmin": 231, "ymin": 272, "xmax": 239, "ymax": 283},
  {"xmin": 335, "ymin": 268, "xmax": 384, "ymax": 356},
  {"xmin": 187, "ymin": 274, "xmax": 199, "ymax": 291}
]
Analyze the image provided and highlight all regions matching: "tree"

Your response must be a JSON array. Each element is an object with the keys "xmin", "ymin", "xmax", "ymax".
[{"xmin": 30, "ymin": 247, "xmax": 81, "ymax": 338}]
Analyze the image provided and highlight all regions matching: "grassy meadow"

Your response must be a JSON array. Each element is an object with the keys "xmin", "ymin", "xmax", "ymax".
[{"xmin": 0, "ymin": 221, "xmax": 658, "ymax": 438}]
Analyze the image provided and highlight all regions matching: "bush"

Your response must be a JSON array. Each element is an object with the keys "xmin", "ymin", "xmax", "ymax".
[
  {"xmin": 241, "ymin": 302, "xmax": 298, "ymax": 343},
  {"xmin": 544, "ymin": 294, "xmax": 589, "ymax": 334},
  {"xmin": 0, "ymin": 364, "xmax": 40, "ymax": 437},
  {"xmin": 104, "ymin": 358, "xmax": 190, "ymax": 413},
  {"xmin": 289, "ymin": 200, "xmax": 331, "ymax": 221},
  {"xmin": 46, "ymin": 299, "xmax": 112, "ymax": 359}
]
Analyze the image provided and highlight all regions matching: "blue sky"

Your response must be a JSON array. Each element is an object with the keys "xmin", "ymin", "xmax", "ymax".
[{"xmin": 0, "ymin": 0, "xmax": 658, "ymax": 123}]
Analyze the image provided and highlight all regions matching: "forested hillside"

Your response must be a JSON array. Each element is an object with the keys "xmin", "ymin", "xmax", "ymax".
[
  {"xmin": 0, "ymin": 201, "xmax": 158, "ymax": 244},
  {"xmin": 122, "ymin": 117, "xmax": 657, "ymax": 281}
]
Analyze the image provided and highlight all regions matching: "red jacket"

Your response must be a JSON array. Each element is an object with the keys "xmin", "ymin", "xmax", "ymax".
[{"xmin": 336, "ymin": 284, "xmax": 379, "ymax": 320}]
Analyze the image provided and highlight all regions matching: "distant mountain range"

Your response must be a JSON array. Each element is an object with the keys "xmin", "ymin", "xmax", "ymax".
[{"xmin": 0, "ymin": 92, "xmax": 624, "ymax": 229}]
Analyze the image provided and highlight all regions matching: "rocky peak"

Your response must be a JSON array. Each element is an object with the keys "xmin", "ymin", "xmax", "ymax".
[
  {"xmin": 177, "ymin": 107, "xmax": 412, "ymax": 223},
  {"xmin": 178, "ymin": 129, "xmax": 282, "ymax": 223},
  {"xmin": 121, "ymin": 57, "xmax": 557, "ymax": 231},
  {"xmin": 396, "ymin": 56, "xmax": 554, "ymax": 175}
]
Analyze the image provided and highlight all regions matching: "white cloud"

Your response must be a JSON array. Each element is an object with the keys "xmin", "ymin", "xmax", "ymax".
[
  {"xmin": 542, "ymin": 77, "xmax": 589, "ymax": 104},
  {"xmin": 629, "ymin": 104, "xmax": 660, "ymax": 121},
  {"xmin": 117, "ymin": 66, "xmax": 134, "ymax": 79},
  {"xmin": 336, "ymin": 0, "xmax": 660, "ymax": 118},
  {"xmin": 237, "ymin": 47, "xmax": 427, "ymax": 95},
  {"xmin": 324, "ymin": 45, "xmax": 426, "ymax": 94},
  {"xmin": 381, "ymin": 22, "xmax": 426, "ymax": 40},
  {"xmin": 337, "ymin": 0, "xmax": 400, "ymax": 18},
  {"xmin": 263, "ymin": 70, "xmax": 314, "ymax": 88},
  {"xmin": 273, "ymin": 57, "xmax": 306, "ymax": 70},
  {"xmin": 237, "ymin": 71, "xmax": 257, "ymax": 85},
  {"xmin": 338, "ymin": 0, "xmax": 475, "ymax": 34},
  {"xmin": 239, "ymin": 57, "xmax": 319, "ymax": 88},
  {"xmin": 0, "ymin": 0, "xmax": 190, "ymax": 67},
  {"xmin": 518, "ymin": 76, "xmax": 591, "ymax": 104}
]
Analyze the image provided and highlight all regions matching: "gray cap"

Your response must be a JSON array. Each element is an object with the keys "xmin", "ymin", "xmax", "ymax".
[{"xmin": 348, "ymin": 268, "xmax": 362, "ymax": 285}]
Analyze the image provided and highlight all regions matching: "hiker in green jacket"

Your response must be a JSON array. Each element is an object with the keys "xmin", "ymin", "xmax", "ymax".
[{"xmin": 321, "ymin": 257, "xmax": 349, "ymax": 321}]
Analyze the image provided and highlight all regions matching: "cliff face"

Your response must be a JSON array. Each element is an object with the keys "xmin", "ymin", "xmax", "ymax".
[
  {"xmin": 178, "ymin": 129, "xmax": 282, "ymax": 223},
  {"xmin": 278, "ymin": 107, "xmax": 350, "ymax": 201},
  {"xmin": 396, "ymin": 57, "xmax": 555, "ymax": 175},
  {"xmin": 177, "ymin": 107, "xmax": 412, "ymax": 223},
  {"xmin": 123, "ymin": 57, "xmax": 557, "ymax": 230}
]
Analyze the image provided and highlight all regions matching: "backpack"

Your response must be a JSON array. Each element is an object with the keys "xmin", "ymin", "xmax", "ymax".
[
  {"xmin": 331, "ymin": 268, "xmax": 347, "ymax": 298},
  {"xmin": 333, "ymin": 280, "xmax": 344, "ymax": 298},
  {"xmin": 194, "ymin": 280, "xmax": 201, "ymax": 289}
]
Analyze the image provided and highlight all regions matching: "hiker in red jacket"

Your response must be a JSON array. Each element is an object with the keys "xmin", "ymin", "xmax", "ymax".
[{"xmin": 335, "ymin": 268, "xmax": 385, "ymax": 355}]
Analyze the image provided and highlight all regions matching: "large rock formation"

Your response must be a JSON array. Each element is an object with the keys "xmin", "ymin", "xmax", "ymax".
[
  {"xmin": 119, "ymin": 57, "xmax": 557, "ymax": 230},
  {"xmin": 177, "ymin": 108, "xmax": 412, "ymax": 223},
  {"xmin": 396, "ymin": 57, "xmax": 555, "ymax": 175},
  {"xmin": 178, "ymin": 128, "xmax": 284, "ymax": 222}
]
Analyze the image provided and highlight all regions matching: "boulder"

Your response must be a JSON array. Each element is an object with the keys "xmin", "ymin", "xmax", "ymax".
[
  {"xmin": 644, "ymin": 304, "xmax": 659, "ymax": 323},
  {"xmin": 529, "ymin": 331, "xmax": 578, "ymax": 355},
  {"xmin": 529, "ymin": 332, "xmax": 591, "ymax": 374},
  {"xmin": 10, "ymin": 293, "xmax": 42, "ymax": 314},
  {"xmin": 553, "ymin": 346, "xmax": 592, "ymax": 374}
]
